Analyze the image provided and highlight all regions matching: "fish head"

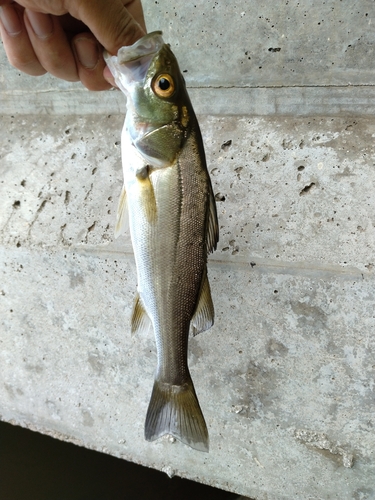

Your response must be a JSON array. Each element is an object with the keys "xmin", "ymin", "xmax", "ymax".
[{"xmin": 104, "ymin": 32, "xmax": 192, "ymax": 165}]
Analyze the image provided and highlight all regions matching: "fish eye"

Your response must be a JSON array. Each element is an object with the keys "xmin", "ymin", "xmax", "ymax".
[{"xmin": 152, "ymin": 74, "xmax": 175, "ymax": 98}]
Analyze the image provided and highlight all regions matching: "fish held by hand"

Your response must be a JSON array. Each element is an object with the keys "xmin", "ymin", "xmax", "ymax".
[{"xmin": 104, "ymin": 32, "xmax": 218, "ymax": 453}]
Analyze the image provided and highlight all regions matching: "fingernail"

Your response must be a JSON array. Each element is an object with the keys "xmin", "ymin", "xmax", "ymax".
[
  {"xmin": 25, "ymin": 9, "xmax": 53, "ymax": 38},
  {"xmin": 74, "ymin": 38, "xmax": 99, "ymax": 70},
  {"xmin": 0, "ymin": 5, "xmax": 22, "ymax": 36},
  {"xmin": 103, "ymin": 65, "xmax": 117, "ymax": 88}
]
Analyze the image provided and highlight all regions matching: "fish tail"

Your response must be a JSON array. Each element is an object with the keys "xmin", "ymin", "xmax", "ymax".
[{"xmin": 144, "ymin": 376, "xmax": 209, "ymax": 452}]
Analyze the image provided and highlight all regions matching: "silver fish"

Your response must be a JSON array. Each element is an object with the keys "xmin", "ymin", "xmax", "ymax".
[{"xmin": 105, "ymin": 31, "xmax": 218, "ymax": 452}]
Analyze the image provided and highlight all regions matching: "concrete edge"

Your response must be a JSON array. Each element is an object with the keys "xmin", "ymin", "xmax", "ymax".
[{"xmin": 1, "ymin": 86, "xmax": 374, "ymax": 116}]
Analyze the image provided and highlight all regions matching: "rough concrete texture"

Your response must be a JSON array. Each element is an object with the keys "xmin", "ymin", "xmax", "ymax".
[{"xmin": 1, "ymin": 1, "xmax": 375, "ymax": 499}]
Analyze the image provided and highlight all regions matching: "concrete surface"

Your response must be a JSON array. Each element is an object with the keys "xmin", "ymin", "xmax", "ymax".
[{"xmin": 1, "ymin": 1, "xmax": 374, "ymax": 499}]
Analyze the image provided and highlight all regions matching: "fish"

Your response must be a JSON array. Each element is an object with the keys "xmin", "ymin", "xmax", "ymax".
[{"xmin": 104, "ymin": 31, "xmax": 218, "ymax": 453}]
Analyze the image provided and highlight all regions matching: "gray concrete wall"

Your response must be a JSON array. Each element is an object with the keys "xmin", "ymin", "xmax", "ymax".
[{"xmin": 1, "ymin": 1, "xmax": 374, "ymax": 499}]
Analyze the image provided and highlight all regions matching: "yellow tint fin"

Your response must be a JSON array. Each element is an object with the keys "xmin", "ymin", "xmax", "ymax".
[
  {"xmin": 115, "ymin": 184, "xmax": 129, "ymax": 238},
  {"xmin": 190, "ymin": 270, "xmax": 214, "ymax": 336},
  {"xmin": 136, "ymin": 168, "xmax": 157, "ymax": 224},
  {"xmin": 131, "ymin": 293, "xmax": 152, "ymax": 336}
]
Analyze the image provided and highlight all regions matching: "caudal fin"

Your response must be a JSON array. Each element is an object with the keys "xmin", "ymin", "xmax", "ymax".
[{"xmin": 144, "ymin": 377, "xmax": 209, "ymax": 452}]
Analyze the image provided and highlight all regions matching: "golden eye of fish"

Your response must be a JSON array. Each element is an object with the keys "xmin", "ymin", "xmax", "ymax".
[{"xmin": 152, "ymin": 74, "xmax": 175, "ymax": 98}]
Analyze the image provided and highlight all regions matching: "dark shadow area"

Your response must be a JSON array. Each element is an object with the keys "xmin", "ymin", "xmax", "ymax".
[{"xmin": 0, "ymin": 420, "xmax": 238, "ymax": 500}]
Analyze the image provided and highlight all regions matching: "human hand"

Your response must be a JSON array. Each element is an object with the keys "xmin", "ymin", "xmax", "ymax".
[{"xmin": 0, "ymin": 0, "xmax": 146, "ymax": 90}]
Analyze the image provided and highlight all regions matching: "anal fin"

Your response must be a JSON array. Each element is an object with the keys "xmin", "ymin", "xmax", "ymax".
[
  {"xmin": 190, "ymin": 269, "xmax": 214, "ymax": 336},
  {"xmin": 131, "ymin": 293, "xmax": 152, "ymax": 336}
]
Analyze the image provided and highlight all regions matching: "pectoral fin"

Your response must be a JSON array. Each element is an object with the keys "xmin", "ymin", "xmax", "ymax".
[
  {"xmin": 115, "ymin": 184, "xmax": 129, "ymax": 238},
  {"xmin": 136, "ymin": 166, "xmax": 157, "ymax": 223},
  {"xmin": 131, "ymin": 293, "xmax": 152, "ymax": 336},
  {"xmin": 190, "ymin": 270, "xmax": 214, "ymax": 336}
]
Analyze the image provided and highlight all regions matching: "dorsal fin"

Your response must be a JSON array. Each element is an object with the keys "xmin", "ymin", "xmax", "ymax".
[{"xmin": 206, "ymin": 188, "xmax": 219, "ymax": 254}]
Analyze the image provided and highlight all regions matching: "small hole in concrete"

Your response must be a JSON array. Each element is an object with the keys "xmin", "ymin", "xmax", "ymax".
[
  {"xmin": 215, "ymin": 193, "xmax": 226, "ymax": 202},
  {"xmin": 221, "ymin": 140, "xmax": 232, "ymax": 151},
  {"xmin": 300, "ymin": 182, "xmax": 316, "ymax": 196}
]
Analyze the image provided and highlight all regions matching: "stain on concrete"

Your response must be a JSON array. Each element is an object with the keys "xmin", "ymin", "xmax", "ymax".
[
  {"xmin": 266, "ymin": 338, "xmax": 288, "ymax": 357},
  {"xmin": 45, "ymin": 400, "xmax": 61, "ymax": 421},
  {"xmin": 353, "ymin": 488, "xmax": 375, "ymax": 500},
  {"xmin": 25, "ymin": 364, "xmax": 44, "ymax": 374},
  {"xmin": 4, "ymin": 384, "xmax": 15, "ymax": 399},
  {"xmin": 88, "ymin": 353, "xmax": 104, "ymax": 375},
  {"xmin": 294, "ymin": 429, "xmax": 354, "ymax": 468},
  {"xmin": 290, "ymin": 301, "xmax": 327, "ymax": 331},
  {"xmin": 82, "ymin": 409, "xmax": 94, "ymax": 427},
  {"xmin": 68, "ymin": 269, "xmax": 84, "ymax": 289},
  {"xmin": 4, "ymin": 383, "xmax": 24, "ymax": 400}
]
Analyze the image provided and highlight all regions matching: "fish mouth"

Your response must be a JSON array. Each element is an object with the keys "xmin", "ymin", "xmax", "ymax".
[
  {"xmin": 117, "ymin": 31, "xmax": 164, "ymax": 64},
  {"xmin": 104, "ymin": 31, "xmax": 164, "ymax": 93}
]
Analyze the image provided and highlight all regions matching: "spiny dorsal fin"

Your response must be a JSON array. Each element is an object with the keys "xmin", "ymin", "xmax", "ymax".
[
  {"xmin": 206, "ymin": 189, "xmax": 219, "ymax": 254},
  {"xmin": 190, "ymin": 269, "xmax": 214, "ymax": 336},
  {"xmin": 131, "ymin": 293, "xmax": 152, "ymax": 336},
  {"xmin": 115, "ymin": 184, "xmax": 129, "ymax": 238}
]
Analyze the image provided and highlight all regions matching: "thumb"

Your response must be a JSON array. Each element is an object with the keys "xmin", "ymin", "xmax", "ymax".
[{"xmin": 69, "ymin": 0, "xmax": 146, "ymax": 54}]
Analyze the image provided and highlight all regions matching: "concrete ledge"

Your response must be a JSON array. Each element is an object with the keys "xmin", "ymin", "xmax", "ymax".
[{"xmin": 1, "ymin": 114, "xmax": 374, "ymax": 499}]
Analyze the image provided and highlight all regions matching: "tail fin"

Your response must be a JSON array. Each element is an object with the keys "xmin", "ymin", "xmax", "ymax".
[{"xmin": 144, "ymin": 377, "xmax": 209, "ymax": 452}]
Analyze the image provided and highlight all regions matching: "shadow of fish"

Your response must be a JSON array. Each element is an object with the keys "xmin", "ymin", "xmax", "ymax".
[{"xmin": 105, "ymin": 32, "xmax": 218, "ymax": 452}]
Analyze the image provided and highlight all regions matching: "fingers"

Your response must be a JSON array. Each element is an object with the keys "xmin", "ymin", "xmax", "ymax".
[
  {"xmin": 0, "ymin": 4, "xmax": 79, "ymax": 80},
  {"xmin": 23, "ymin": 9, "xmax": 79, "ymax": 82},
  {"xmin": 72, "ymin": 33, "xmax": 112, "ymax": 90},
  {"xmin": 0, "ymin": 0, "xmax": 146, "ymax": 91},
  {"xmin": 0, "ymin": 3, "xmax": 46, "ymax": 75},
  {"xmin": 103, "ymin": 64, "xmax": 116, "ymax": 87},
  {"xmin": 0, "ymin": 5, "xmax": 112, "ymax": 89}
]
